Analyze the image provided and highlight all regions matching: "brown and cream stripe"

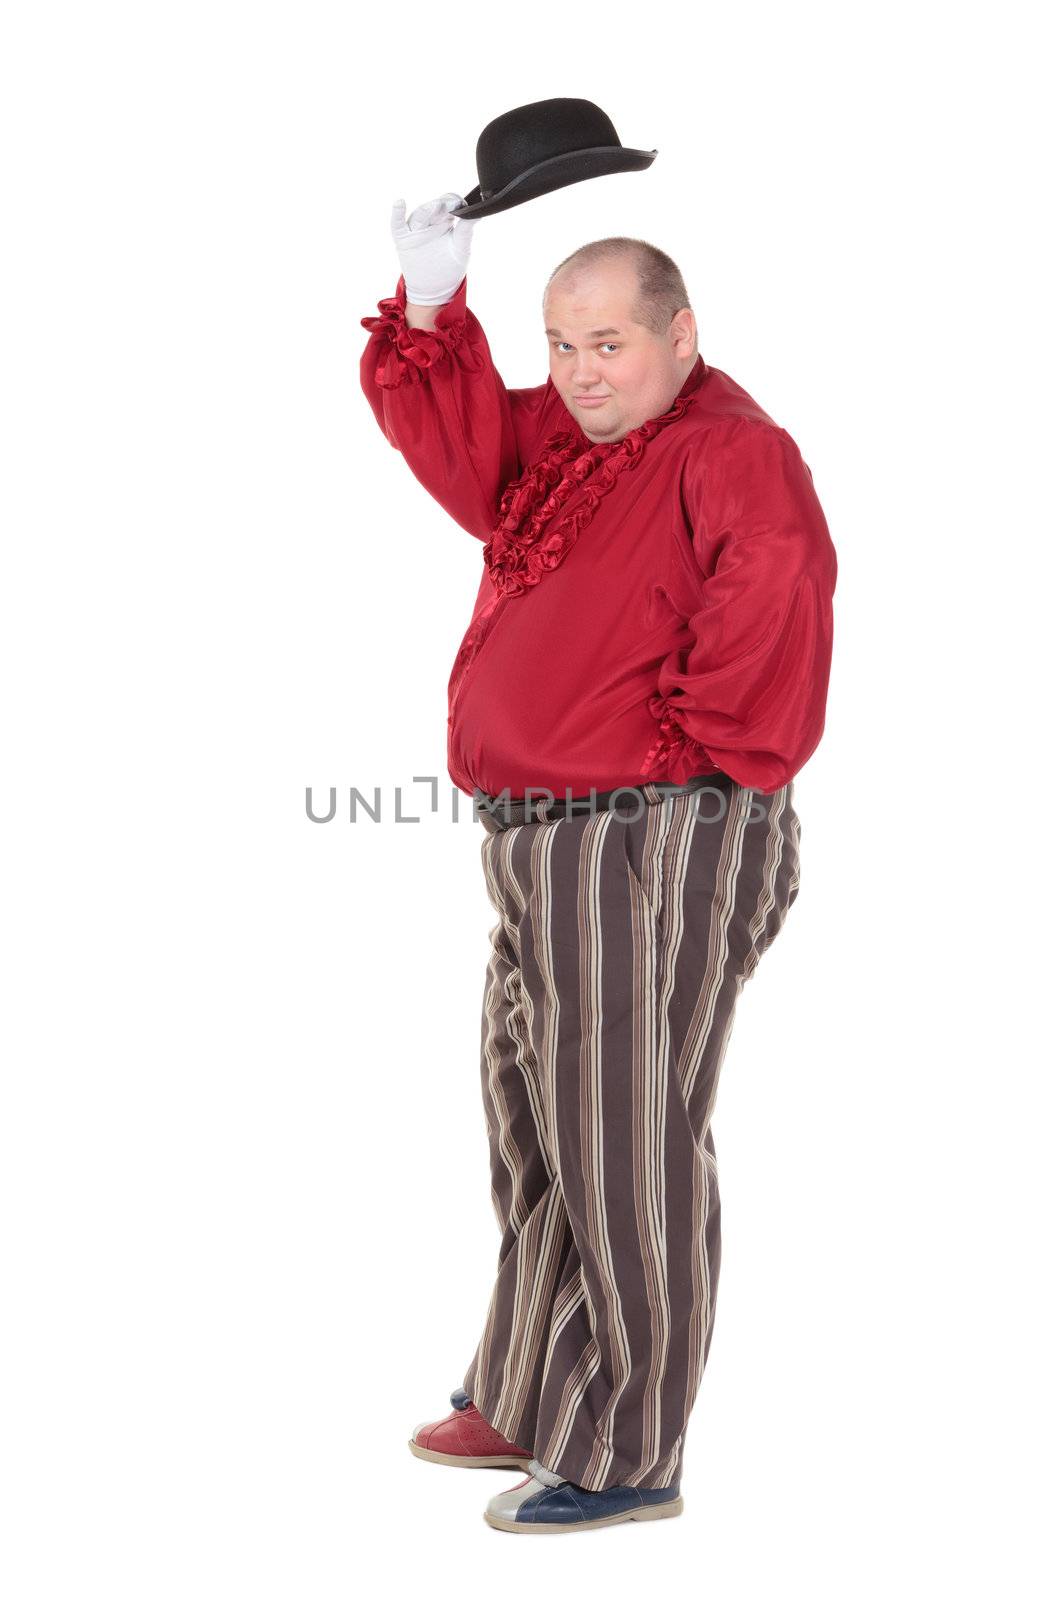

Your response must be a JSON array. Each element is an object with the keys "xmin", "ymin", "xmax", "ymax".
[{"xmin": 462, "ymin": 775, "xmax": 801, "ymax": 1491}]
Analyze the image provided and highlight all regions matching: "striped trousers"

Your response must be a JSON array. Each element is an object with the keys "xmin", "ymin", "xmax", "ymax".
[{"xmin": 461, "ymin": 775, "xmax": 801, "ymax": 1492}]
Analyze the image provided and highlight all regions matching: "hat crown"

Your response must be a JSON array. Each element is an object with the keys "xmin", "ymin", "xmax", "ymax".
[{"xmin": 475, "ymin": 98, "xmax": 622, "ymax": 200}]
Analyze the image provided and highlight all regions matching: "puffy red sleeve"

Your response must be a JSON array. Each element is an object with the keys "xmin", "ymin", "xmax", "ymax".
[
  {"xmin": 645, "ymin": 420, "xmax": 837, "ymax": 793},
  {"xmin": 359, "ymin": 274, "xmax": 554, "ymax": 542}
]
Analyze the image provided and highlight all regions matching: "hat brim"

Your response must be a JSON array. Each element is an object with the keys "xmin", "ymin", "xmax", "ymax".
[{"xmin": 451, "ymin": 145, "xmax": 658, "ymax": 220}]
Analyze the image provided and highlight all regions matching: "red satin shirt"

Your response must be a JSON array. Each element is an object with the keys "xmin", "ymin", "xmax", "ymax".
[{"xmin": 360, "ymin": 274, "xmax": 837, "ymax": 799}]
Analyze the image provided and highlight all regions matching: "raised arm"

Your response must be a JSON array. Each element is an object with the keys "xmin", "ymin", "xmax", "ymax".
[{"xmin": 359, "ymin": 195, "xmax": 555, "ymax": 542}]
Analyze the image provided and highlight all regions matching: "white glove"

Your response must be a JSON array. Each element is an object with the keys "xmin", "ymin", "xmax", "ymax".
[{"xmin": 390, "ymin": 193, "xmax": 474, "ymax": 306}]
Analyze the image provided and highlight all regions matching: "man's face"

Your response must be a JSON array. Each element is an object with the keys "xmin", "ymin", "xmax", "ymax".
[{"xmin": 543, "ymin": 259, "xmax": 697, "ymax": 443}]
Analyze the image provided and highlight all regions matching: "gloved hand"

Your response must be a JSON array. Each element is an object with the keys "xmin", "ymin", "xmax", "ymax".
[{"xmin": 390, "ymin": 194, "xmax": 474, "ymax": 306}]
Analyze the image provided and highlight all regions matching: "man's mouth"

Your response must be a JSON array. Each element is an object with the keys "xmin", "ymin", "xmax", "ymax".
[{"xmin": 574, "ymin": 395, "xmax": 610, "ymax": 407}]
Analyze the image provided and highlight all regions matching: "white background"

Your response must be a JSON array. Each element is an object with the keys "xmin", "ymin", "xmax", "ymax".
[{"xmin": 2, "ymin": 2, "xmax": 1061, "ymax": 1595}]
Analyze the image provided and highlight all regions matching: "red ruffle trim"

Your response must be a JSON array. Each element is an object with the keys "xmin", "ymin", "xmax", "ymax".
[
  {"xmin": 360, "ymin": 277, "xmax": 468, "ymax": 390},
  {"xmin": 446, "ymin": 607, "xmax": 494, "ymax": 710},
  {"xmin": 637, "ymin": 693, "xmax": 722, "ymax": 783},
  {"xmin": 484, "ymin": 383, "xmax": 701, "ymax": 599}
]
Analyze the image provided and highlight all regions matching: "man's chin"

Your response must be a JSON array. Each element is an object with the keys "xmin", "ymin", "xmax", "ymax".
[{"xmin": 570, "ymin": 405, "xmax": 621, "ymax": 438}]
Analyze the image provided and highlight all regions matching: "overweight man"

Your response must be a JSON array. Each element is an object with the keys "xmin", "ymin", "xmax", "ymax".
[{"xmin": 359, "ymin": 194, "xmax": 837, "ymax": 1535}]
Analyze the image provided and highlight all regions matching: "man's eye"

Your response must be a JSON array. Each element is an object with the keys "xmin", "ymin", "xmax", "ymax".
[{"xmin": 552, "ymin": 341, "xmax": 620, "ymax": 353}]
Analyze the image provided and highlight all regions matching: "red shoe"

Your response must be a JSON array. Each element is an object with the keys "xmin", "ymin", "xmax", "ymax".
[{"xmin": 408, "ymin": 1388, "xmax": 533, "ymax": 1470}]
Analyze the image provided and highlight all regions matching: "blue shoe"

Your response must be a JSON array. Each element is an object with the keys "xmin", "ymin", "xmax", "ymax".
[{"xmin": 484, "ymin": 1458, "xmax": 683, "ymax": 1534}]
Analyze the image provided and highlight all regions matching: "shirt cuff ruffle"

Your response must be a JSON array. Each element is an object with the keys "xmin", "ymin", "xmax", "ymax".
[
  {"xmin": 637, "ymin": 693, "xmax": 723, "ymax": 784},
  {"xmin": 359, "ymin": 275, "xmax": 469, "ymax": 389}
]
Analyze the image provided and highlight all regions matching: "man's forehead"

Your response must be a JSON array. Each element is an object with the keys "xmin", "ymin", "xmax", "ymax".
[
  {"xmin": 543, "ymin": 266, "xmax": 638, "ymax": 332},
  {"xmin": 542, "ymin": 290, "xmax": 634, "ymax": 338}
]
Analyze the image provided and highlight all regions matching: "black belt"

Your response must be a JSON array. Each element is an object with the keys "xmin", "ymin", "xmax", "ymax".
[{"xmin": 474, "ymin": 771, "xmax": 734, "ymax": 832}]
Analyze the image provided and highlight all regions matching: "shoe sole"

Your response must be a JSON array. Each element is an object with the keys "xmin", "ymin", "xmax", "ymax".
[
  {"xmin": 408, "ymin": 1439, "xmax": 533, "ymax": 1470},
  {"xmin": 484, "ymin": 1496, "xmax": 684, "ymax": 1533}
]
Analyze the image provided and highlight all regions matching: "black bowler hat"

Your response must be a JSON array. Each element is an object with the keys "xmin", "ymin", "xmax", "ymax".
[{"xmin": 450, "ymin": 98, "xmax": 657, "ymax": 220}]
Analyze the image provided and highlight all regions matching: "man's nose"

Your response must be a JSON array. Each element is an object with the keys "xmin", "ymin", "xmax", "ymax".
[{"xmin": 573, "ymin": 353, "xmax": 603, "ymax": 387}]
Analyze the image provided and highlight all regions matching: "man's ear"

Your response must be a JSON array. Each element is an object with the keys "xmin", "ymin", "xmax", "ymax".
[{"xmin": 670, "ymin": 308, "xmax": 698, "ymax": 360}]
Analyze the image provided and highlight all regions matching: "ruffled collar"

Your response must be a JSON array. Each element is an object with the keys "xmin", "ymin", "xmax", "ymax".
[{"xmin": 485, "ymin": 357, "xmax": 707, "ymax": 598}]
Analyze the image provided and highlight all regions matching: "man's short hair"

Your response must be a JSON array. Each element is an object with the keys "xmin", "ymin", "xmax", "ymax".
[{"xmin": 543, "ymin": 237, "xmax": 693, "ymax": 338}]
